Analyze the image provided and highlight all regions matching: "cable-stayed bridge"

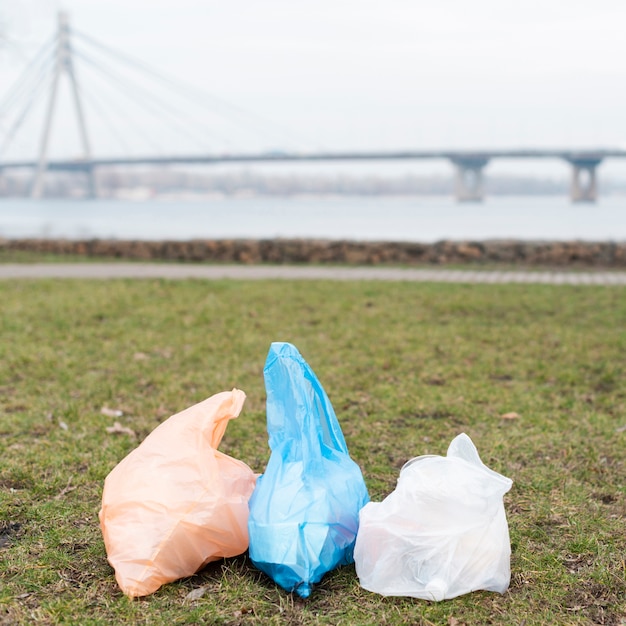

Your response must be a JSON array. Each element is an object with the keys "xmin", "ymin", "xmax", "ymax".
[{"xmin": 1, "ymin": 12, "xmax": 625, "ymax": 202}]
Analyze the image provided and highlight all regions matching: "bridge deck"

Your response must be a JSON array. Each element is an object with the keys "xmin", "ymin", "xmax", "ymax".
[{"xmin": 2, "ymin": 149, "xmax": 626, "ymax": 171}]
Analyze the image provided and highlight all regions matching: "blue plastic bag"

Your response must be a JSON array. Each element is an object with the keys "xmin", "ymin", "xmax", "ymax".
[{"xmin": 248, "ymin": 342, "xmax": 370, "ymax": 598}]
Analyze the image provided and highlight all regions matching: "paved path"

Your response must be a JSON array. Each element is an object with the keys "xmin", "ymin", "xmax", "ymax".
[{"xmin": 1, "ymin": 263, "xmax": 625, "ymax": 285}]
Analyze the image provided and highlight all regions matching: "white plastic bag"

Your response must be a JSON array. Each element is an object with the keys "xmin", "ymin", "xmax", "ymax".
[{"xmin": 354, "ymin": 433, "xmax": 512, "ymax": 601}]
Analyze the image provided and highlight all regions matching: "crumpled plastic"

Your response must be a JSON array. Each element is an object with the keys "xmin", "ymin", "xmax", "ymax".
[
  {"xmin": 354, "ymin": 433, "xmax": 512, "ymax": 601},
  {"xmin": 247, "ymin": 342, "xmax": 370, "ymax": 598},
  {"xmin": 99, "ymin": 388, "xmax": 257, "ymax": 597}
]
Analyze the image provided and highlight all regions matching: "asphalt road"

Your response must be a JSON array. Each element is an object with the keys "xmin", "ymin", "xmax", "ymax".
[{"xmin": 1, "ymin": 263, "xmax": 625, "ymax": 285}]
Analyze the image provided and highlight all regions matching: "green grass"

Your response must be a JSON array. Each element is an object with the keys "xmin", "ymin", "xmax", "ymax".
[{"xmin": 1, "ymin": 278, "xmax": 625, "ymax": 625}]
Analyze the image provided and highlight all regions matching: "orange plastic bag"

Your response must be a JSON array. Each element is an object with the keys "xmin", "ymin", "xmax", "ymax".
[{"xmin": 99, "ymin": 389, "xmax": 256, "ymax": 597}]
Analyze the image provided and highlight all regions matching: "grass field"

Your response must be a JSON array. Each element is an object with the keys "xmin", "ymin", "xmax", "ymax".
[{"xmin": 1, "ymin": 277, "xmax": 624, "ymax": 625}]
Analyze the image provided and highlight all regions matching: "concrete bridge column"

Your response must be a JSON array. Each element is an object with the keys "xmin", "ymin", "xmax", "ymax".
[
  {"xmin": 32, "ymin": 12, "xmax": 93, "ymax": 199},
  {"xmin": 85, "ymin": 165, "xmax": 97, "ymax": 199},
  {"xmin": 450, "ymin": 157, "xmax": 489, "ymax": 202},
  {"xmin": 567, "ymin": 157, "xmax": 603, "ymax": 203}
]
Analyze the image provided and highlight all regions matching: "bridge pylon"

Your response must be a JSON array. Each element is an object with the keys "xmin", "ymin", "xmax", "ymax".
[
  {"xmin": 451, "ymin": 156, "xmax": 489, "ymax": 203},
  {"xmin": 567, "ymin": 157, "xmax": 603, "ymax": 203},
  {"xmin": 31, "ymin": 12, "xmax": 96, "ymax": 199}
]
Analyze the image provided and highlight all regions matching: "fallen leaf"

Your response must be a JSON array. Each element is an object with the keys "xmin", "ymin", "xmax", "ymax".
[
  {"xmin": 58, "ymin": 419, "xmax": 68, "ymax": 431},
  {"xmin": 105, "ymin": 421, "xmax": 136, "ymax": 438},
  {"xmin": 101, "ymin": 406, "xmax": 123, "ymax": 418},
  {"xmin": 501, "ymin": 412, "xmax": 521, "ymax": 420},
  {"xmin": 184, "ymin": 586, "xmax": 209, "ymax": 602},
  {"xmin": 425, "ymin": 375, "xmax": 446, "ymax": 386}
]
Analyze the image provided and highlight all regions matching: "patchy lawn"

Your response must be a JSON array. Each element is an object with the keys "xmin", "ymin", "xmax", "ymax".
[{"xmin": 1, "ymin": 278, "xmax": 624, "ymax": 625}]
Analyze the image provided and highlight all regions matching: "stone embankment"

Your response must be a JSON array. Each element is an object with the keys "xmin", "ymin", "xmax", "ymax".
[{"xmin": 3, "ymin": 238, "xmax": 626, "ymax": 267}]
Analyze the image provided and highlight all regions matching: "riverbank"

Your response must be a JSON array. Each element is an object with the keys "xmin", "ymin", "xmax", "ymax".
[{"xmin": 2, "ymin": 238, "xmax": 626, "ymax": 267}]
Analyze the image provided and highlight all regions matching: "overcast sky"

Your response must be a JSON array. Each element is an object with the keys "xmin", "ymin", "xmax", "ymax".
[{"xmin": 2, "ymin": 0, "xmax": 626, "ymax": 177}]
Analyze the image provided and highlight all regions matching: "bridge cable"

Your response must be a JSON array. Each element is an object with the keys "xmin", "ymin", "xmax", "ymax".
[
  {"xmin": 70, "ymin": 38, "xmax": 239, "ymax": 149},
  {"xmin": 72, "ymin": 46, "xmax": 235, "ymax": 151},
  {"xmin": 72, "ymin": 48, "xmax": 212, "ymax": 149},
  {"xmin": 0, "ymin": 55, "xmax": 56, "ymax": 158},
  {"xmin": 71, "ymin": 28, "xmax": 306, "ymax": 148},
  {"xmin": 0, "ymin": 36, "xmax": 56, "ymax": 116},
  {"xmin": 47, "ymin": 37, "xmax": 168, "ymax": 155},
  {"xmin": 73, "ymin": 51, "xmax": 223, "ymax": 152},
  {"xmin": 79, "ymin": 83, "xmax": 157, "ymax": 156},
  {"xmin": 1, "ymin": 73, "xmax": 54, "ymax": 158}
]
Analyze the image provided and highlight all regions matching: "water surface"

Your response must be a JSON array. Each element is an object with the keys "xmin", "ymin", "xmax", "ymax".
[{"xmin": 1, "ymin": 195, "xmax": 624, "ymax": 242}]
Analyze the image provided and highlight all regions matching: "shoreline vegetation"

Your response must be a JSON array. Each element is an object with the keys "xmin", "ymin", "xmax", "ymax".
[{"xmin": 2, "ymin": 237, "xmax": 626, "ymax": 268}]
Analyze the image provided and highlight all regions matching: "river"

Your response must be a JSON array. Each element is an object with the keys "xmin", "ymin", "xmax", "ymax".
[{"xmin": 1, "ymin": 195, "xmax": 625, "ymax": 242}]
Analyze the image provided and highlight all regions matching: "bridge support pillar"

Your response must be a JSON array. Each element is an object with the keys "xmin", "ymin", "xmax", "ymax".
[
  {"xmin": 32, "ymin": 11, "xmax": 94, "ymax": 199},
  {"xmin": 451, "ymin": 157, "xmax": 489, "ymax": 202},
  {"xmin": 567, "ymin": 157, "xmax": 602, "ymax": 203},
  {"xmin": 85, "ymin": 165, "xmax": 97, "ymax": 198}
]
